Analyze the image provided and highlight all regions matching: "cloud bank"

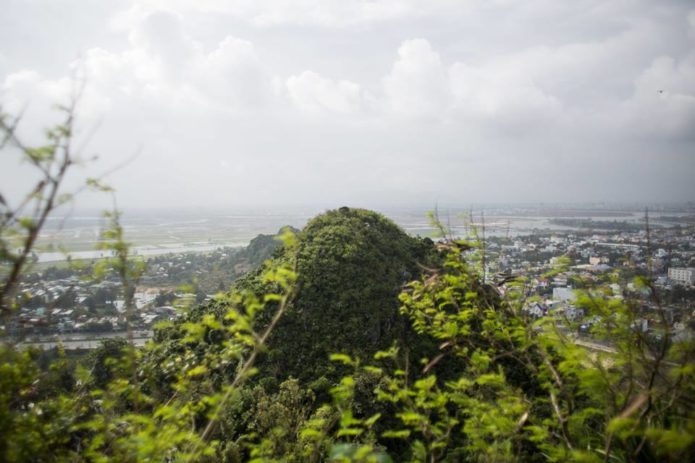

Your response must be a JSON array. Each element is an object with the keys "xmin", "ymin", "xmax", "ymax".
[{"xmin": 1, "ymin": 0, "xmax": 693, "ymax": 209}]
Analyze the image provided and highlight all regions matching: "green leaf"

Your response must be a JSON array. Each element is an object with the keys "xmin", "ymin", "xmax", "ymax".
[
  {"xmin": 329, "ymin": 353, "xmax": 354, "ymax": 366},
  {"xmin": 382, "ymin": 429, "xmax": 411, "ymax": 439},
  {"xmin": 364, "ymin": 413, "xmax": 381, "ymax": 427},
  {"xmin": 186, "ymin": 365, "xmax": 208, "ymax": 377}
]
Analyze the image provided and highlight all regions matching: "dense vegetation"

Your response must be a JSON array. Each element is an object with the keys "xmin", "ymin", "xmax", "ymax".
[
  {"xmin": 244, "ymin": 208, "xmax": 438, "ymax": 383},
  {"xmin": 1, "ymin": 207, "xmax": 693, "ymax": 461}
]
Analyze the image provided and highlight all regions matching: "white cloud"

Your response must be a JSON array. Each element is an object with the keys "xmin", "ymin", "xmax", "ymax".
[
  {"xmin": 118, "ymin": 8, "xmax": 267, "ymax": 109},
  {"xmin": 128, "ymin": 10, "xmax": 191, "ymax": 68},
  {"xmin": 2, "ymin": 70, "xmax": 69, "ymax": 111},
  {"xmin": 382, "ymin": 39, "xmax": 450, "ymax": 118},
  {"xmin": 286, "ymin": 71, "xmax": 365, "ymax": 113},
  {"xmin": 193, "ymin": 37, "xmax": 266, "ymax": 108},
  {"xmin": 2, "ymin": 0, "xmax": 694, "ymax": 208},
  {"xmin": 378, "ymin": 38, "xmax": 561, "ymax": 127},
  {"xmin": 1, "ymin": 70, "xmax": 75, "ymax": 137},
  {"xmin": 449, "ymin": 61, "xmax": 561, "ymax": 128},
  {"xmin": 12, "ymin": 9, "xmax": 271, "ymax": 116}
]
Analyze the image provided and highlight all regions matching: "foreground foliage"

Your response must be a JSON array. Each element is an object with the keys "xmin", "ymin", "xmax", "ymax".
[
  {"xmin": 1, "ymin": 209, "xmax": 694, "ymax": 462},
  {"xmin": 329, "ymin": 237, "xmax": 695, "ymax": 462}
]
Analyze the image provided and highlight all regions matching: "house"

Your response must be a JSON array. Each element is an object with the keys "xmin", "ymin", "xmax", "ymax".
[
  {"xmin": 668, "ymin": 267, "xmax": 695, "ymax": 285},
  {"xmin": 553, "ymin": 287, "xmax": 576, "ymax": 303},
  {"xmin": 523, "ymin": 302, "xmax": 547, "ymax": 319}
]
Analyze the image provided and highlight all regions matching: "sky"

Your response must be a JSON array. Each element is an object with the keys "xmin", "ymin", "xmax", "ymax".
[{"xmin": 1, "ymin": 0, "xmax": 694, "ymax": 212}]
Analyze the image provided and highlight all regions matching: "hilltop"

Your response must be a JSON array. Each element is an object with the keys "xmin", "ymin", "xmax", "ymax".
[
  {"xmin": 242, "ymin": 207, "xmax": 437, "ymax": 382},
  {"xmin": 150, "ymin": 207, "xmax": 437, "ymax": 385}
]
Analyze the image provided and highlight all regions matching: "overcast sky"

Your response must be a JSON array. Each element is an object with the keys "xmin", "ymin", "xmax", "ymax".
[{"xmin": 1, "ymin": 0, "xmax": 694, "ymax": 211}]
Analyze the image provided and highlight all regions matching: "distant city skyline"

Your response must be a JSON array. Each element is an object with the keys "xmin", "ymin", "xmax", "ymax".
[{"xmin": 1, "ymin": 0, "xmax": 694, "ymax": 211}]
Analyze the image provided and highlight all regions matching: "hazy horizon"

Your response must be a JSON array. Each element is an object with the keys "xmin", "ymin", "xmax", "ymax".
[{"xmin": 45, "ymin": 201, "xmax": 695, "ymax": 218}]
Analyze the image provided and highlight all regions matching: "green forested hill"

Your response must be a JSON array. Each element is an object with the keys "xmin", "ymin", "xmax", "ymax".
[
  {"xmin": 250, "ymin": 207, "xmax": 437, "ymax": 382},
  {"xmin": 233, "ymin": 226, "xmax": 300, "ymax": 274},
  {"xmin": 148, "ymin": 208, "xmax": 438, "ymax": 390},
  {"xmin": 145, "ymin": 209, "xmax": 433, "ymax": 383}
]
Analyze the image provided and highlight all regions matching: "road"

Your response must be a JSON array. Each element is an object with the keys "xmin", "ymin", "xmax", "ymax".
[{"xmin": 12, "ymin": 331, "xmax": 153, "ymax": 350}]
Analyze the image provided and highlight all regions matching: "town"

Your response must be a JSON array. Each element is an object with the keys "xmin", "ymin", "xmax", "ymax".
[
  {"xmin": 3, "ymin": 230, "xmax": 282, "ymax": 348},
  {"xmin": 486, "ymin": 219, "xmax": 695, "ymax": 346},
  {"xmin": 4, "ymin": 215, "xmax": 695, "ymax": 350}
]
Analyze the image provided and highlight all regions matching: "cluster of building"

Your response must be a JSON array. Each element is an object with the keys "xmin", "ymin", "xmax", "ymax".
[
  {"xmin": 4, "ymin": 218, "xmax": 694, "ymax": 348},
  {"xmin": 487, "ymin": 223, "xmax": 695, "ymax": 342},
  {"xmin": 3, "ymin": 237, "xmax": 278, "ymax": 348},
  {"xmin": 6, "ymin": 273, "xmax": 192, "ymax": 342}
]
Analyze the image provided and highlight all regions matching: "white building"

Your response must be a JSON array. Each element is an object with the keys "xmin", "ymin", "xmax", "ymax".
[
  {"xmin": 668, "ymin": 267, "xmax": 695, "ymax": 285},
  {"xmin": 553, "ymin": 287, "xmax": 576, "ymax": 303}
]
